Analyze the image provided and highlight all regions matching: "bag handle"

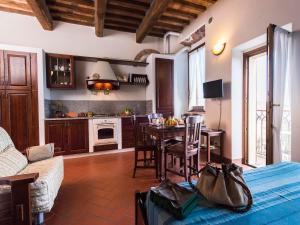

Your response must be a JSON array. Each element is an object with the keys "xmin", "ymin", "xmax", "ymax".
[{"xmin": 227, "ymin": 173, "xmax": 253, "ymax": 212}]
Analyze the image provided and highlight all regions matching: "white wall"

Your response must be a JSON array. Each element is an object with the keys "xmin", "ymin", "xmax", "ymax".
[
  {"xmin": 0, "ymin": 12, "xmax": 162, "ymax": 59},
  {"xmin": 175, "ymin": 0, "xmax": 300, "ymax": 160},
  {"xmin": 291, "ymin": 31, "xmax": 300, "ymax": 162},
  {"xmin": 174, "ymin": 49, "xmax": 189, "ymax": 118}
]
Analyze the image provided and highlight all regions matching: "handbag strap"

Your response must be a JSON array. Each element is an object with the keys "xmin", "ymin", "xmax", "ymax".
[{"xmin": 227, "ymin": 173, "xmax": 253, "ymax": 212}]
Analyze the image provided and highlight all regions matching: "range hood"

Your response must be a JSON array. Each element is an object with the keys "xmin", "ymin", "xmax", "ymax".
[{"xmin": 86, "ymin": 61, "xmax": 120, "ymax": 92}]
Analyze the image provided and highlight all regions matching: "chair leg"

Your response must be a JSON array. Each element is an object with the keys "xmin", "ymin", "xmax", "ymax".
[
  {"xmin": 189, "ymin": 157, "xmax": 192, "ymax": 177},
  {"xmin": 197, "ymin": 152, "xmax": 200, "ymax": 173},
  {"xmin": 144, "ymin": 151, "xmax": 147, "ymax": 166},
  {"xmin": 133, "ymin": 151, "xmax": 138, "ymax": 178},
  {"xmin": 171, "ymin": 155, "xmax": 174, "ymax": 168},
  {"xmin": 184, "ymin": 158, "xmax": 188, "ymax": 181},
  {"xmin": 155, "ymin": 150, "xmax": 158, "ymax": 179},
  {"xmin": 164, "ymin": 152, "xmax": 168, "ymax": 179}
]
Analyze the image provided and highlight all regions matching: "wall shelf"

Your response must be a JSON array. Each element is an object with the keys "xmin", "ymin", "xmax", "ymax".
[{"xmin": 74, "ymin": 55, "xmax": 148, "ymax": 67}]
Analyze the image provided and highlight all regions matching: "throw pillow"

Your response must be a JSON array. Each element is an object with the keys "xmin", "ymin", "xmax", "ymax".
[{"xmin": 26, "ymin": 143, "xmax": 55, "ymax": 162}]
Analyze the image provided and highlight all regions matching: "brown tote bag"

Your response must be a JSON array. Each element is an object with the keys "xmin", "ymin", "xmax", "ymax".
[{"xmin": 193, "ymin": 163, "xmax": 253, "ymax": 212}]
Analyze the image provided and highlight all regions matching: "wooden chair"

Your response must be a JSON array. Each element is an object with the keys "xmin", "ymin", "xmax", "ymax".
[
  {"xmin": 164, "ymin": 116, "xmax": 202, "ymax": 181},
  {"xmin": 0, "ymin": 173, "xmax": 38, "ymax": 225},
  {"xmin": 132, "ymin": 115, "xmax": 159, "ymax": 178}
]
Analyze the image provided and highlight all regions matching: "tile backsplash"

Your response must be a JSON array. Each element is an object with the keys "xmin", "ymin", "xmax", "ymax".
[{"xmin": 45, "ymin": 99, "xmax": 152, "ymax": 117}]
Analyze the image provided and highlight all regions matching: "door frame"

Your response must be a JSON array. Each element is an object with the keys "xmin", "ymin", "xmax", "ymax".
[
  {"xmin": 243, "ymin": 46, "xmax": 267, "ymax": 166},
  {"xmin": 266, "ymin": 24, "xmax": 276, "ymax": 165}
]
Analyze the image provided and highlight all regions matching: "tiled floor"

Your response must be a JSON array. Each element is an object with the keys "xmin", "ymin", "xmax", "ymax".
[{"xmin": 45, "ymin": 151, "xmax": 251, "ymax": 225}]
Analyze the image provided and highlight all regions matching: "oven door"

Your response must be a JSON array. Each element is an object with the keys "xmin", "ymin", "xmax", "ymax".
[{"xmin": 94, "ymin": 123, "xmax": 117, "ymax": 145}]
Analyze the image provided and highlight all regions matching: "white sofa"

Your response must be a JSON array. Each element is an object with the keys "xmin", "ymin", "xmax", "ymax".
[{"xmin": 0, "ymin": 127, "xmax": 64, "ymax": 215}]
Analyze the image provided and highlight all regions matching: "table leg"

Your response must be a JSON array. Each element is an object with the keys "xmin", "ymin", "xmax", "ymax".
[
  {"xmin": 159, "ymin": 138, "xmax": 165, "ymax": 181},
  {"xmin": 207, "ymin": 135, "xmax": 211, "ymax": 162},
  {"xmin": 220, "ymin": 133, "xmax": 224, "ymax": 162}
]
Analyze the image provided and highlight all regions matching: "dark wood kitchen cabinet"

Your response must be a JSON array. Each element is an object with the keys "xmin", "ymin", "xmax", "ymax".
[
  {"xmin": 155, "ymin": 58, "xmax": 174, "ymax": 117},
  {"xmin": 45, "ymin": 119, "xmax": 89, "ymax": 155},
  {"xmin": 4, "ymin": 51, "xmax": 32, "ymax": 90},
  {"xmin": 46, "ymin": 53, "xmax": 75, "ymax": 89},
  {"xmin": 0, "ymin": 50, "xmax": 39, "ymax": 153},
  {"xmin": 66, "ymin": 120, "xmax": 89, "ymax": 154},
  {"xmin": 121, "ymin": 116, "xmax": 149, "ymax": 149},
  {"xmin": 121, "ymin": 117, "xmax": 135, "ymax": 148}
]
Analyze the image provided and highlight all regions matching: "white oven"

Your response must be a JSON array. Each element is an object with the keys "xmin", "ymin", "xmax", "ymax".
[{"xmin": 92, "ymin": 118, "xmax": 121, "ymax": 149}]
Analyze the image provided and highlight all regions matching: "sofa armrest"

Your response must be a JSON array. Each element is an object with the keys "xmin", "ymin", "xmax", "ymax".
[
  {"xmin": 0, "ymin": 173, "xmax": 38, "ymax": 225},
  {"xmin": 0, "ymin": 173, "xmax": 38, "ymax": 185}
]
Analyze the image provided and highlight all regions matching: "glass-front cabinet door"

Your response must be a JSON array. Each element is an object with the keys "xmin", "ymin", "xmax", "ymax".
[{"xmin": 46, "ymin": 53, "xmax": 75, "ymax": 89}]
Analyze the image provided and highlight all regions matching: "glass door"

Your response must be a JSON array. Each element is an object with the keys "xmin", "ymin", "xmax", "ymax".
[{"xmin": 244, "ymin": 47, "xmax": 268, "ymax": 167}]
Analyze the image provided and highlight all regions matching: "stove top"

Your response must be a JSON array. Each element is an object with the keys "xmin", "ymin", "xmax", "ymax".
[{"xmin": 93, "ymin": 113, "xmax": 118, "ymax": 118}]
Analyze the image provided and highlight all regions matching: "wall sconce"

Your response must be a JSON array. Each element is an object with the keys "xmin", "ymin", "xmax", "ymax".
[{"xmin": 212, "ymin": 43, "xmax": 226, "ymax": 56}]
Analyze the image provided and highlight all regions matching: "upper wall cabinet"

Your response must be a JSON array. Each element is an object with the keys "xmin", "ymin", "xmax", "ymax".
[
  {"xmin": 46, "ymin": 53, "xmax": 75, "ymax": 89},
  {"xmin": 4, "ymin": 51, "xmax": 32, "ymax": 91}
]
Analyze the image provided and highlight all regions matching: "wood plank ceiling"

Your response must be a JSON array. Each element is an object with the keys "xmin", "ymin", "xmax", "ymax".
[{"xmin": 0, "ymin": 0, "xmax": 217, "ymax": 43}]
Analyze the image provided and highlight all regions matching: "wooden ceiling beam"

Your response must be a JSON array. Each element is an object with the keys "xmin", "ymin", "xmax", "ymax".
[
  {"xmin": 108, "ymin": 0, "xmax": 148, "ymax": 12},
  {"xmin": 155, "ymin": 21, "xmax": 183, "ymax": 32},
  {"xmin": 105, "ymin": 17, "xmax": 140, "ymax": 27},
  {"xmin": 106, "ymin": 7, "xmax": 144, "ymax": 20},
  {"xmin": 94, "ymin": 0, "xmax": 107, "ymax": 37},
  {"xmin": 51, "ymin": 11, "xmax": 93, "ymax": 23},
  {"xmin": 183, "ymin": 0, "xmax": 216, "ymax": 7},
  {"xmin": 163, "ymin": 8, "xmax": 197, "ymax": 20},
  {"xmin": 170, "ymin": 1, "xmax": 206, "ymax": 13},
  {"xmin": 0, "ymin": 0, "xmax": 33, "ymax": 15},
  {"xmin": 136, "ymin": 0, "xmax": 173, "ymax": 43},
  {"xmin": 25, "ymin": 0, "xmax": 53, "ymax": 30},
  {"xmin": 53, "ymin": 16, "xmax": 93, "ymax": 26},
  {"xmin": 104, "ymin": 24, "xmax": 136, "ymax": 33},
  {"xmin": 47, "ymin": 3, "xmax": 93, "ymax": 18},
  {"xmin": 159, "ymin": 16, "xmax": 189, "ymax": 26},
  {"xmin": 0, "ymin": 5, "xmax": 32, "ymax": 15},
  {"xmin": 49, "ymin": 0, "xmax": 94, "ymax": 9}
]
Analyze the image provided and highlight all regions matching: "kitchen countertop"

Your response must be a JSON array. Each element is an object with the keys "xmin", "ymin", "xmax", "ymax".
[{"xmin": 44, "ymin": 115, "xmax": 148, "ymax": 121}]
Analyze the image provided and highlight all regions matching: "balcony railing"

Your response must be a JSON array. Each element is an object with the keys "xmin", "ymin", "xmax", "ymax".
[{"xmin": 256, "ymin": 109, "xmax": 291, "ymax": 162}]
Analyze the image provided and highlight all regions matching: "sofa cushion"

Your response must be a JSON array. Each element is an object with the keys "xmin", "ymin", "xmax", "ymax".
[
  {"xmin": 0, "ymin": 146, "xmax": 28, "ymax": 177},
  {"xmin": 26, "ymin": 143, "xmax": 55, "ymax": 162},
  {"xmin": 18, "ymin": 156, "xmax": 64, "ymax": 213},
  {"xmin": 0, "ymin": 127, "xmax": 14, "ymax": 153}
]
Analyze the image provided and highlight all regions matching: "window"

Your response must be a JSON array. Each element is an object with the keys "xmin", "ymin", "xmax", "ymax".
[{"xmin": 188, "ymin": 45, "xmax": 205, "ymax": 109}]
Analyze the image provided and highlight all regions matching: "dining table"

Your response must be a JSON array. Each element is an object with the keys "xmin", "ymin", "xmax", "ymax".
[{"xmin": 142, "ymin": 124, "xmax": 224, "ymax": 180}]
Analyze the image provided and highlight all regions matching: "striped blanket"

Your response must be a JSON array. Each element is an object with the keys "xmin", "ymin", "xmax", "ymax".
[{"xmin": 146, "ymin": 162, "xmax": 300, "ymax": 225}]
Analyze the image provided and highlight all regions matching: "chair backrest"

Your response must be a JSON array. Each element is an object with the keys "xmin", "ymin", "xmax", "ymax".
[
  {"xmin": 147, "ymin": 113, "xmax": 163, "ymax": 123},
  {"xmin": 184, "ymin": 116, "xmax": 202, "ymax": 153},
  {"xmin": 133, "ymin": 116, "xmax": 151, "ymax": 147},
  {"xmin": 0, "ymin": 127, "xmax": 15, "ymax": 153}
]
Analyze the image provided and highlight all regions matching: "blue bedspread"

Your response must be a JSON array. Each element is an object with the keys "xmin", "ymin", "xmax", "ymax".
[{"xmin": 146, "ymin": 162, "xmax": 300, "ymax": 225}]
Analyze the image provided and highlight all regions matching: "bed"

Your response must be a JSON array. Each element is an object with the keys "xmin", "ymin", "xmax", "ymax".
[{"xmin": 135, "ymin": 162, "xmax": 300, "ymax": 225}]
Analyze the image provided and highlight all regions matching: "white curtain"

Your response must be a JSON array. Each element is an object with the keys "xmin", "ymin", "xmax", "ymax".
[
  {"xmin": 189, "ymin": 46, "xmax": 205, "ymax": 109},
  {"xmin": 273, "ymin": 27, "xmax": 292, "ymax": 163}
]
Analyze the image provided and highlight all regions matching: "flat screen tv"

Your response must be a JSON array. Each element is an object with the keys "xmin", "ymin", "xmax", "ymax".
[{"xmin": 203, "ymin": 79, "xmax": 224, "ymax": 98}]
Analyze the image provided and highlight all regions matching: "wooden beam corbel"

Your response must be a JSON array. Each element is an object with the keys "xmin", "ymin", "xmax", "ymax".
[
  {"xmin": 95, "ymin": 0, "xmax": 108, "ymax": 37},
  {"xmin": 26, "ymin": 0, "xmax": 53, "ymax": 30},
  {"xmin": 136, "ymin": 0, "xmax": 173, "ymax": 43}
]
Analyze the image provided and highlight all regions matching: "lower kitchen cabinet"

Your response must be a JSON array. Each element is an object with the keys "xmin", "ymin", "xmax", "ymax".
[
  {"xmin": 121, "ymin": 116, "xmax": 148, "ymax": 149},
  {"xmin": 45, "ymin": 119, "xmax": 89, "ymax": 155},
  {"xmin": 121, "ymin": 117, "xmax": 134, "ymax": 148}
]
